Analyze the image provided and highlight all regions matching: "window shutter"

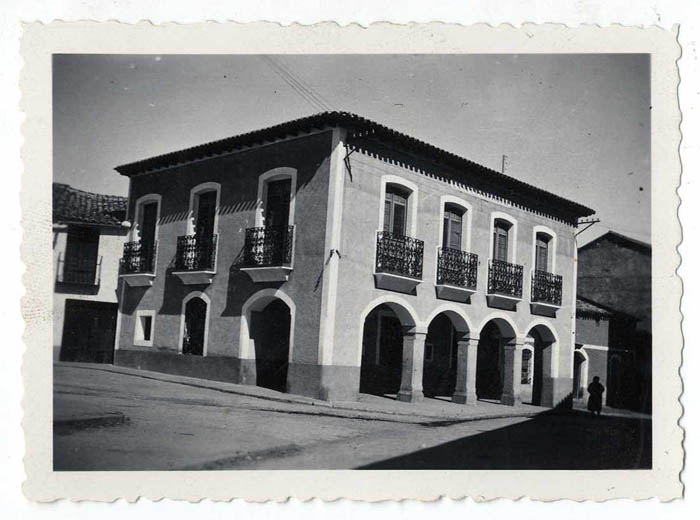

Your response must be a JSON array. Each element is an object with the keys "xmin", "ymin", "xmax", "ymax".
[{"xmin": 383, "ymin": 198, "xmax": 392, "ymax": 232}]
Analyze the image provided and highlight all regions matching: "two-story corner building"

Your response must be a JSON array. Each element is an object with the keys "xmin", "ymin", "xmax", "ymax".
[
  {"xmin": 113, "ymin": 112, "xmax": 595, "ymax": 408},
  {"xmin": 53, "ymin": 182, "xmax": 128, "ymax": 363},
  {"xmin": 576, "ymin": 231, "xmax": 652, "ymax": 412}
]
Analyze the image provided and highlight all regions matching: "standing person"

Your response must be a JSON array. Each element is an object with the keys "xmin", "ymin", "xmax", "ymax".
[{"xmin": 587, "ymin": 376, "xmax": 605, "ymax": 416}]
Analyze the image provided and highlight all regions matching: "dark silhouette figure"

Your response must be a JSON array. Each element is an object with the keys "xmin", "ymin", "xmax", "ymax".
[{"xmin": 587, "ymin": 376, "xmax": 605, "ymax": 416}]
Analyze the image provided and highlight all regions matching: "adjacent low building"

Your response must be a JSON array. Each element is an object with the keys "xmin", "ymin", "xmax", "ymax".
[
  {"xmin": 53, "ymin": 182, "xmax": 128, "ymax": 363},
  {"xmin": 575, "ymin": 231, "xmax": 652, "ymax": 412},
  {"xmin": 113, "ymin": 111, "xmax": 595, "ymax": 406}
]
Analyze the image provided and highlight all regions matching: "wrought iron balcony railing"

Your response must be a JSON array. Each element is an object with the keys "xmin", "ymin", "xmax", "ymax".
[
  {"xmin": 436, "ymin": 247, "xmax": 478, "ymax": 289},
  {"xmin": 56, "ymin": 253, "xmax": 101, "ymax": 286},
  {"xmin": 375, "ymin": 231, "xmax": 424, "ymax": 279},
  {"xmin": 243, "ymin": 225, "xmax": 294, "ymax": 268},
  {"xmin": 531, "ymin": 269, "xmax": 563, "ymax": 306},
  {"xmin": 174, "ymin": 234, "xmax": 217, "ymax": 271},
  {"xmin": 120, "ymin": 240, "xmax": 157, "ymax": 274},
  {"xmin": 487, "ymin": 258, "xmax": 523, "ymax": 298}
]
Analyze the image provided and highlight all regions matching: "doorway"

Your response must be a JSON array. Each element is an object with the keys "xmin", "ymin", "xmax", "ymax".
[{"xmin": 60, "ymin": 299, "xmax": 117, "ymax": 363}]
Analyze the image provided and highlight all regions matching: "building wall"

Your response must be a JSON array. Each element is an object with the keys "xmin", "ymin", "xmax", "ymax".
[
  {"xmin": 116, "ymin": 132, "xmax": 333, "ymax": 382},
  {"xmin": 53, "ymin": 226, "xmax": 127, "ymax": 360},
  {"xmin": 576, "ymin": 316, "xmax": 610, "ymax": 347},
  {"xmin": 578, "ymin": 238, "xmax": 651, "ymax": 333},
  {"xmin": 329, "ymin": 143, "xmax": 578, "ymax": 402}
]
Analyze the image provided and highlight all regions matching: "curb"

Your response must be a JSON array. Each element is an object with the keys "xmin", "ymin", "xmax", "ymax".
[{"xmin": 55, "ymin": 362, "xmax": 543, "ymax": 425}]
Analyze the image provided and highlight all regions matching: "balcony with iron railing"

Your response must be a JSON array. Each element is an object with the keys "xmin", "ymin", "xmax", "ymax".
[
  {"xmin": 56, "ymin": 253, "xmax": 102, "ymax": 287},
  {"xmin": 487, "ymin": 258, "xmax": 524, "ymax": 309},
  {"xmin": 240, "ymin": 225, "xmax": 295, "ymax": 282},
  {"xmin": 119, "ymin": 240, "xmax": 158, "ymax": 287},
  {"xmin": 374, "ymin": 231, "xmax": 424, "ymax": 293},
  {"xmin": 435, "ymin": 247, "xmax": 478, "ymax": 302},
  {"xmin": 530, "ymin": 269, "xmax": 563, "ymax": 315},
  {"xmin": 172, "ymin": 234, "xmax": 218, "ymax": 285}
]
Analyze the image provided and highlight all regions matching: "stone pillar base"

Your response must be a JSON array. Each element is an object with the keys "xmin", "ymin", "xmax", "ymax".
[
  {"xmin": 452, "ymin": 392, "xmax": 477, "ymax": 405},
  {"xmin": 500, "ymin": 393, "xmax": 522, "ymax": 406},
  {"xmin": 397, "ymin": 389, "xmax": 424, "ymax": 403}
]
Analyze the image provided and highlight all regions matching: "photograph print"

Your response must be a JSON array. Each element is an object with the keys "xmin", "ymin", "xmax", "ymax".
[{"xmin": 51, "ymin": 53, "xmax": 652, "ymax": 471}]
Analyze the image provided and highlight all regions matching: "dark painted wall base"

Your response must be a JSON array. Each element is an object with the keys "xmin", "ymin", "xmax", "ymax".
[
  {"xmin": 287, "ymin": 363, "xmax": 361, "ymax": 401},
  {"xmin": 540, "ymin": 376, "xmax": 574, "ymax": 408},
  {"xmin": 115, "ymin": 349, "xmax": 245, "ymax": 385}
]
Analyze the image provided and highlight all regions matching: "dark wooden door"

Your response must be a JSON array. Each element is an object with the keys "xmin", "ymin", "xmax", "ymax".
[
  {"xmin": 60, "ymin": 299, "xmax": 117, "ymax": 363},
  {"xmin": 140, "ymin": 201, "xmax": 158, "ymax": 261},
  {"xmin": 265, "ymin": 179, "xmax": 291, "ymax": 228},
  {"xmin": 183, "ymin": 297, "xmax": 207, "ymax": 356},
  {"xmin": 195, "ymin": 191, "xmax": 217, "ymax": 240}
]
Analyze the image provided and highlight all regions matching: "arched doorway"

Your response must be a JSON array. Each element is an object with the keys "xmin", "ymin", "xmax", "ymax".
[
  {"xmin": 360, "ymin": 305, "xmax": 404, "ymax": 396},
  {"xmin": 526, "ymin": 323, "xmax": 557, "ymax": 406},
  {"xmin": 239, "ymin": 289, "xmax": 296, "ymax": 393},
  {"xmin": 359, "ymin": 299, "xmax": 419, "ymax": 398},
  {"xmin": 422, "ymin": 307, "xmax": 472, "ymax": 400},
  {"xmin": 181, "ymin": 295, "xmax": 209, "ymax": 356},
  {"xmin": 476, "ymin": 317, "xmax": 517, "ymax": 401},
  {"xmin": 249, "ymin": 299, "xmax": 291, "ymax": 392},
  {"xmin": 573, "ymin": 349, "xmax": 589, "ymax": 400},
  {"xmin": 422, "ymin": 314, "xmax": 457, "ymax": 398}
]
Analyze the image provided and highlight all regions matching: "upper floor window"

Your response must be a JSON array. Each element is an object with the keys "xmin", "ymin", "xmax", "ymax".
[
  {"xmin": 493, "ymin": 219, "xmax": 512, "ymax": 262},
  {"xmin": 535, "ymin": 232, "xmax": 551, "ymax": 272},
  {"xmin": 442, "ymin": 204, "xmax": 464, "ymax": 250},
  {"xmin": 532, "ymin": 226, "xmax": 557, "ymax": 274},
  {"xmin": 264, "ymin": 178, "xmax": 292, "ymax": 227},
  {"xmin": 62, "ymin": 226, "xmax": 100, "ymax": 285},
  {"xmin": 194, "ymin": 190, "xmax": 217, "ymax": 240},
  {"xmin": 384, "ymin": 185, "xmax": 409, "ymax": 236}
]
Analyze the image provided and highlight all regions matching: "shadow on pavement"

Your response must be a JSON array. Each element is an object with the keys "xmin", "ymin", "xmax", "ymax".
[{"xmin": 360, "ymin": 409, "xmax": 651, "ymax": 470}]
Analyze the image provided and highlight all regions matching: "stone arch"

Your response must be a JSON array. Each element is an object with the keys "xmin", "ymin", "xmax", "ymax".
[
  {"xmin": 475, "ymin": 313, "xmax": 519, "ymax": 403},
  {"xmin": 239, "ymin": 288, "xmax": 296, "ymax": 361},
  {"xmin": 357, "ymin": 295, "xmax": 421, "ymax": 398},
  {"xmin": 477, "ymin": 312, "xmax": 519, "ymax": 339},
  {"xmin": 525, "ymin": 319, "xmax": 560, "ymax": 406},
  {"xmin": 238, "ymin": 288, "xmax": 296, "ymax": 392},
  {"xmin": 422, "ymin": 305, "xmax": 475, "ymax": 398},
  {"xmin": 424, "ymin": 303, "xmax": 474, "ymax": 337}
]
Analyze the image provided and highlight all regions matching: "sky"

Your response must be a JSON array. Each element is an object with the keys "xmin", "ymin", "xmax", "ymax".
[{"xmin": 53, "ymin": 54, "xmax": 650, "ymax": 245}]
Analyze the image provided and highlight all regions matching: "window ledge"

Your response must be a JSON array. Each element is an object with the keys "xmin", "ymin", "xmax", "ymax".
[
  {"xmin": 172, "ymin": 270, "xmax": 215, "ymax": 285},
  {"xmin": 120, "ymin": 273, "xmax": 156, "ymax": 287},
  {"xmin": 240, "ymin": 266, "xmax": 293, "ymax": 283},
  {"xmin": 435, "ymin": 283, "xmax": 476, "ymax": 303}
]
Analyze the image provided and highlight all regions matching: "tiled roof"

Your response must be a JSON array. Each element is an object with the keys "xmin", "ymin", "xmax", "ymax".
[
  {"xmin": 576, "ymin": 295, "xmax": 636, "ymax": 321},
  {"xmin": 53, "ymin": 182, "xmax": 127, "ymax": 228},
  {"xmin": 115, "ymin": 111, "xmax": 595, "ymax": 222},
  {"xmin": 579, "ymin": 230, "xmax": 651, "ymax": 255}
]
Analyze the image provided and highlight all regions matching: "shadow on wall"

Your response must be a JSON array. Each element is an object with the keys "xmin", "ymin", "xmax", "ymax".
[{"xmin": 359, "ymin": 409, "xmax": 651, "ymax": 470}]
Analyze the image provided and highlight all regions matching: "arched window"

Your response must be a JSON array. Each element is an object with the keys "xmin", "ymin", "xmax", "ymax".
[
  {"xmin": 443, "ymin": 204, "xmax": 464, "ymax": 250},
  {"xmin": 493, "ymin": 219, "xmax": 512, "ymax": 262},
  {"xmin": 383, "ymin": 185, "xmax": 410, "ymax": 236},
  {"xmin": 535, "ymin": 232, "xmax": 551, "ymax": 272}
]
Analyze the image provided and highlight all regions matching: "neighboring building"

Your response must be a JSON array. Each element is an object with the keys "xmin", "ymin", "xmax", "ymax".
[
  {"xmin": 113, "ymin": 111, "xmax": 594, "ymax": 407},
  {"xmin": 53, "ymin": 183, "xmax": 128, "ymax": 363},
  {"xmin": 575, "ymin": 231, "xmax": 652, "ymax": 412}
]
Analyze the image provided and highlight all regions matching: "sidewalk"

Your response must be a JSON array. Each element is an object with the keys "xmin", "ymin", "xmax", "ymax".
[{"xmin": 54, "ymin": 361, "xmax": 549, "ymax": 424}]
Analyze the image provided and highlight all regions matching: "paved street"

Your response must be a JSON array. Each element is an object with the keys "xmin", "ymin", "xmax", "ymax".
[{"xmin": 54, "ymin": 363, "xmax": 651, "ymax": 471}]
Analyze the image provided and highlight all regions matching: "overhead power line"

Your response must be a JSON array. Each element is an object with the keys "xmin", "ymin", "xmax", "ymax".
[{"xmin": 259, "ymin": 56, "xmax": 333, "ymax": 112}]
